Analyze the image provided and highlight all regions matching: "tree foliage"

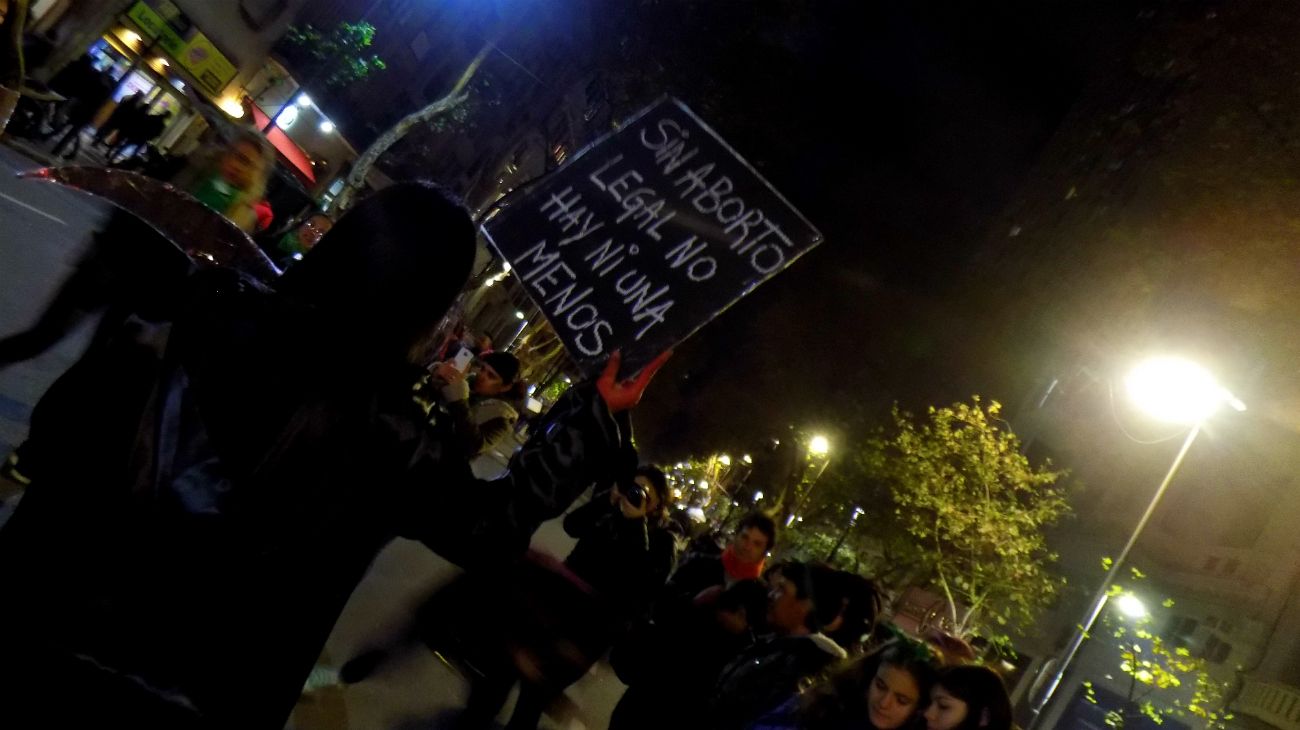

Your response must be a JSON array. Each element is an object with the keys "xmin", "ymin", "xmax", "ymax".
[
  {"xmin": 1084, "ymin": 574, "xmax": 1233, "ymax": 729},
  {"xmin": 866, "ymin": 397, "xmax": 1070, "ymax": 640},
  {"xmin": 282, "ymin": 21, "xmax": 387, "ymax": 90}
]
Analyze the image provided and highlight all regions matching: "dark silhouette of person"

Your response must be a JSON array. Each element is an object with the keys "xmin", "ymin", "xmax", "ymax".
[
  {"xmin": 0, "ymin": 181, "xmax": 669, "ymax": 727},
  {"xmin": 50, "ymin": 69, "xmax": 115, "ymax": 160}
]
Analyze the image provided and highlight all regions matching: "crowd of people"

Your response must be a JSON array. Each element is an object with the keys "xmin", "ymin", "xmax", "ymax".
[
  {"xmin": 9, "ymin": 54, "xmax": 174, "ymax": 166},
  {"xmin": 0, "ymin": 60, "xmax": 1018, "ymax": 730}
]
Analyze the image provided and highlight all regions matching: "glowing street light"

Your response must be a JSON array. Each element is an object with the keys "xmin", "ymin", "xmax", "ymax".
[
  {"xmin": 1125, "ymin": 356, "xmax": 1244, "ymax": 424},
  {"xmin": 219, "ymin": 97, "xmax": 246, "ymax": 119},
  {"xmin": 1114, "ymin": 593, "xmax": 1147, "ymax": 620},
  {"xmin": 718, "ymin": 454, "xmax": 732, "ymax": 466},
  {"xmin": 1030, "ymin": 357, "xmax": 1245, "ymax": 728},
  {"xmin": 809, "ymin": 434, "xmax": 830, "ymax": 456},
  {"xmin": 785, "ymin": 434, "xmax": 834, "ymax": 526}
]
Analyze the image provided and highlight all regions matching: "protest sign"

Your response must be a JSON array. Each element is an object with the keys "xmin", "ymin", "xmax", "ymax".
[{"xmin": 482, "ymin": 98, "xmax": 823, "ymax": 373}]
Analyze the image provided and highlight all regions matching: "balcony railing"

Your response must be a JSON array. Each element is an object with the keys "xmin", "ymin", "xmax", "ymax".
[{"xmin": 1237, "ymin": 678, "xmax": 1300, "ymax": 730}]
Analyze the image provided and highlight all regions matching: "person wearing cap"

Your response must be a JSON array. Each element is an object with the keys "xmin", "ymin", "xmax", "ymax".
[{"xmin": 427, "ymin": 350, "xmax": 524, "ymax": 457}]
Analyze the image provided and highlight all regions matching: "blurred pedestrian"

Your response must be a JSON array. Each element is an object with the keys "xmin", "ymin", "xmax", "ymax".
[
  {"xmin": 50, "ymin": 67, "xmax": 114, "ymax": 160},
  {"xmin": 710, "ymin": 561, "xmax": 851, "ymax": 730},
  {"xmin": 0, "ymin": 129, "xmax": 271, "ymax": 374},
  {"xmin": 106, "ymin": 108, "xmax": 172, "ymax": 164},
  {"xmin": 610, "ymin": 578, "xmax": 770, "ymax": 730},
  {"xmin": 0, "ymin": 181, "xmax": 671, "ymax": 727},
  {"xmin": 180, "ymin": 129, "xmax": 274, "ymax": 232},
  {"xmin": 459, "ymin": 465, "xmax": 677, "ymax": 730},
  {"xmin": 747, "ymin": 639, "xmax": 940, "ymax": 730},
  {"xmin": 93, "ymin": 90, "xmax": 145, "ymax": 148},
  {"xmin": 923, "ymin": 665, "xmax": 1013, "ymax": 730}
]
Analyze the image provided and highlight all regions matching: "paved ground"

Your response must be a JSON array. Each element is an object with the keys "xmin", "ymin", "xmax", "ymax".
[
  {"xmin": 0, "ymin": 137, "xmax": 628, "ymax": 728},
  {"xmin": 0, "ymin": 140, "xmax": 110, "ymax": 462}
]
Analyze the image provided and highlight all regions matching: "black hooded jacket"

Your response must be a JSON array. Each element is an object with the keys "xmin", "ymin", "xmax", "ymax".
[{"xmin": 0, "ymin": 183, "xmax": 626, "ymax": 728}]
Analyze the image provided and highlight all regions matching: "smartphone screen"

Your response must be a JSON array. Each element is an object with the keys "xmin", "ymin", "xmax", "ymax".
[{"xmin": 452, "ymin": 346, "xmax": 475, "ymax": 372}]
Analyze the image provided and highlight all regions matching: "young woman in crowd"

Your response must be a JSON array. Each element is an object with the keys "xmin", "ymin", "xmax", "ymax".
[
  {"xmin": 748, "ymin": 638, "xmax": 940, "ymax": 730},
  {"xmin": 923, "ymin": 665, "xmax": 1013, "ymax": 730}
]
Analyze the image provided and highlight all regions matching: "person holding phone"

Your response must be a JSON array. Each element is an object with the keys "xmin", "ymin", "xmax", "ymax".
[{"xmin": 424, "ymin": 350, "xmax": 524, "ymax": 457}]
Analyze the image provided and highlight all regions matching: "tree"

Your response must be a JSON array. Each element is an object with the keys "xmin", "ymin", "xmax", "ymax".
[
  {"xmin": 1082, "ymin": 571, "xmax": 1233, "ymax": 729},
  {"xmin": 0, "ymin": 0, "xmax": 26, "ymax": 133},
  {"xmin": 280, "ymin": 21, "xmax": 387, "ymax": 90},
  {"xmin": 328, "ymin": 39, "xmax": 493, "ymax": 213},
  {"xmin": 867, "ymin": 397, "xmax": 1070, "ymax": 642},
  {"xmin": 0, "ymin": 0, "xmax": 28, "ymax": 90}
]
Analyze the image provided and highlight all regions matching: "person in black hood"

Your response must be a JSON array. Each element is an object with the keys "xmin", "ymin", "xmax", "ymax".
[{"xmin": 0, "ymin": 181, "xmax": 669, "ymax": 728}]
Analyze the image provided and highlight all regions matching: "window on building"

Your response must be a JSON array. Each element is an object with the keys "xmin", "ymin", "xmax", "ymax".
[
  {"xmin": 1203, "ymin": 556, "xmax": 1220, "ymax": 572},
  {"xmin": 1165, "ymin": 615, "xmax": 1199, "ymax": 648},
  {"xmin": 1203, "ymin": 635, "xmax": 1233, "ymax": 664}
]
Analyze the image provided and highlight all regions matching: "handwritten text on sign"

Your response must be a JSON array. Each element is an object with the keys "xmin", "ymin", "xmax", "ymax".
[{"xmin": 482, "ymin": 98, "xmax": 823, "ymax": 373}]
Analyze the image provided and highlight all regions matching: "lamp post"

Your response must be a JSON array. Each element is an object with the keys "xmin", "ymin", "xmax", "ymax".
[
  {"xmin": 1027, "ymin": 357, "xmax": 1244, "ymax": 729},
  {"xmin": 826, "ymin": 506, "xmax": 866, "ymax": 562},
  {"xmin": 785, "ymin": 434, "xmax": 831, "ymax": 527}
]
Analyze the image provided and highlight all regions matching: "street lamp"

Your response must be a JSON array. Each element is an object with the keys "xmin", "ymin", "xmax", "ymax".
[
  {"xmin": 1114, "ymin": 593, "xmax": 1147, "ymax": 620},
  {"xmin": 809, "ymin": 434, "xmax": 830, "ymax": 456},
  {"xmin": 786, "ymin": 434, "xmax": 833, "ymax": 526},
  {"xmin": 1028, "ymin": 357, "xmax": 1244, "ymax": 729},
  {"xmin": 826, "ymin": 506, "xmax": 866, "ymax": 562}
]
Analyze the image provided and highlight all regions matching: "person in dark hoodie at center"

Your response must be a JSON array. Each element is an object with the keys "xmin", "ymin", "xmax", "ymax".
[{"xmin": 0, "ymin": 181, "xmax": 670, "ymax": 728}]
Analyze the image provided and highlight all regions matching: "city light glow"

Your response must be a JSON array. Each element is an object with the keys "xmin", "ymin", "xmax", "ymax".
[
  {"xmin": 1115, "ymin": 593, "xmax": 1147, "ymax": 619},
  {"xmin": 809, "ymin": 434, "xmax": 830, "ymax": 456},
  {"xmin": 1125, "ymin": 357, "xmax": 1240, "ymax": 425}
]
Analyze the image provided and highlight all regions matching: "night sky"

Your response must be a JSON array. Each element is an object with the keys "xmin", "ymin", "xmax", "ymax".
[{"xmin": 620, "ymin": 1, "xmax": 1136, "ymax": 455}]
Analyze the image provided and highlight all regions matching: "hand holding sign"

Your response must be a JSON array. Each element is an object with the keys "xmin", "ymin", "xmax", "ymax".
[{"xmin": 597, "ymin": 350, "xmax": 672, "ymax": 413}]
